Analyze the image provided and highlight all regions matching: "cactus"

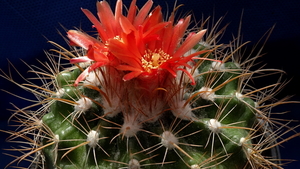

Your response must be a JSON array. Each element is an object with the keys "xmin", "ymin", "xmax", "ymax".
[{"xmin": 1, "ymin": 0, "xmax": 299, "ymax": 168}]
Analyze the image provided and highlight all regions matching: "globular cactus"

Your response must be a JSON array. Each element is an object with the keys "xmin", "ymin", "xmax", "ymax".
[{"xmin": 1, "ymin": 0, "xmax": 299, "ymax": 169}]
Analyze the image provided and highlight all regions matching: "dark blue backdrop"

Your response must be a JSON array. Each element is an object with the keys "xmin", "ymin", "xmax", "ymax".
[{"xmin": 1, "ymin": 0, "xmax": 300, "ymax": 168}]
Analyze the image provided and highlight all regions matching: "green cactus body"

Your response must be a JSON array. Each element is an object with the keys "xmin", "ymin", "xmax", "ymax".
[
  {"xmin": 2, "ymin": 0, "xmax": 298, "ymax": 169},
  {"xmin": 37, "ymin": 54, "xmax": 257, "ymax": 169}
]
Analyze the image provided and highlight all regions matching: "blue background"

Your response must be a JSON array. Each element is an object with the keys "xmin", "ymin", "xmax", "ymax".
[{"xmin": 1, "ymin": 0, "xmax": 300, "ymax": 168}]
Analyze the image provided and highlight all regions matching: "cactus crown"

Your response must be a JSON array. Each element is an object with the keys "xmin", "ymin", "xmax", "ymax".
[{"xmin": 1, "ymin": 0, "xmax": 299, "ymax": 169}]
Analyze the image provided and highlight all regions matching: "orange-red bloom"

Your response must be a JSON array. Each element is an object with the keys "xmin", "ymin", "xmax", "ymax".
[{"xmin": 67, "ymin": 0, "xmax": 214, "ymax": 86}]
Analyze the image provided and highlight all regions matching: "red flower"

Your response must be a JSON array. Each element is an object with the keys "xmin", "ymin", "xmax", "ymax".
[{"xmin": 67, "ymin": 0, "xmax": 219, "ymax": 86}]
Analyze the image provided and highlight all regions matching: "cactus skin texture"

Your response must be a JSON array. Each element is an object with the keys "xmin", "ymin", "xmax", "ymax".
[{"xmin": 1, "ymin": 0, "xmax": 300, "ymax": 169}]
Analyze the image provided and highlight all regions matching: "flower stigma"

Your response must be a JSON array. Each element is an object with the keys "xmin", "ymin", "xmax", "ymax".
[{"xmin": 141, "ymin": 49, "xmax": 172, "ymax": 72}]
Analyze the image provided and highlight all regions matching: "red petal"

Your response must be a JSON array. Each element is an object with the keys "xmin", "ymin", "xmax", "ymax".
[
  {"xmin": 167, "ymin": 16, "xmax": 191, "ymax": 54},
  {"xmin": 133, "ymin": 0, "xmax": 153, "ymax": 27},
  {"xmin": 70, "ymin": 57, "xmax": 92, "ymax": 64},
  {"xmin": 177, "ymin": 68, "xmax": 195, "ymax": 85},
  {"xmin": 114, "ymin": 0, "xmax": 123, "ymax": 33},
  {"xmin": 122, "ymin": 71, "xmax": 143, "ymax": 81},
  {"xmin": 115, "ymin": 65, "xmax": 143, "ymax": 72},
  {"xmin": 143, "ymin": 22, "xmax": 170, "ymax": 39},
  {"xmin": 67, "ymin": 30, "xmax": 98, "ymax": 50},
  {"xmin": 119, "ymin": 15, "xmax": 136, "ymax": 34},
  {"xmin": 127, "ymin": 0, "xmax": 137, "ymax": 23},
  {"xmin": 174, "ymin": 29, "xmax": 207, "ymax": 58},
  {"xmin": 142, "ymin": 6, "xmax": 163, "ymax": 29},
  {"xmin": 74, "ymin": 67, "xmax": 89, "ymax": 86},
  {"xmin": 89, "ymin": 62, "xmax": 107, "ymax": 70},
  {"xmin": 107, "ymin": 38, "xmax": 142, "ymax": 69},
  {"xmin": 81, "ymin": 8, "xmax": 108, "ymax": 41},
  {"xmin": 160, "ymin": 63, "xmax": 177, "ymax": 77},
  {"xmin": 161, "ymin": 21, "xmax": 174, "ymax": 52},
  {"xmin": 97, "ymin": 1, "xmax": 117, "ymax": 37},
  {"xmin": 87, "ymin": 45, "xmax": 109, "ymax": 63},
  {"xmin": 74, "ymin": 62, "xmax": 106, "ymax": 86},
  {"xmin": 69, "ymin": 40, "xmax": 78, "ymax": 46}
]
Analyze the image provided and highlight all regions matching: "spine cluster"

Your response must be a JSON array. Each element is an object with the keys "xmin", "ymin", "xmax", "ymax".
[{"xmin": 1, "ymin": 0, "xmax": 299, "ymax": 169}]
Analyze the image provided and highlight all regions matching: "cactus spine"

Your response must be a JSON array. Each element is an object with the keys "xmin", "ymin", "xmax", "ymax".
[{"xmin": 1, "ymin": 0, "xmax": 299, "ymax": 168}]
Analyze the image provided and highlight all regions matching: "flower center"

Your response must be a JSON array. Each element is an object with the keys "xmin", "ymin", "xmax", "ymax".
[{"xmin": 141, "ymin": 49, "xmax": 172, "ymax": 72}]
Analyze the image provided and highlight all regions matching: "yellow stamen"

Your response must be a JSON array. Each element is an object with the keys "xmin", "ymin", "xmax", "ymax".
[{"xmin": 141, "ymin": 49, "xmax": 172, "ymax": 72}]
